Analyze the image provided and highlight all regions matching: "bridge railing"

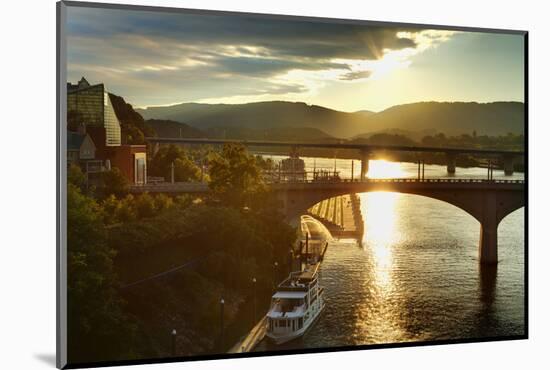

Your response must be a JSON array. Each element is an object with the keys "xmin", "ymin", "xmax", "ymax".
[
  {"xmin": 128, "ymin": 177, "xmax": 524, "ymax": 193},
  {"xmin": 265, "ymin": 177, "xmax": 525, "ymax": 185},
  {"xmin": 262, "ymin": 170, "xmax": 524, "ymax": 184}
]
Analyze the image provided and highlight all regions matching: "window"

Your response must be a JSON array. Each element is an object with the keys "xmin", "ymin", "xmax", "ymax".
[{"xmin": 135, "ymin": 157, "xmax": 146, "ymax": 185}]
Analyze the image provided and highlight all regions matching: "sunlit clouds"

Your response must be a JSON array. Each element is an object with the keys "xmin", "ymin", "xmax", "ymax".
[{"xmin": 66, "ymin": 6, "xmax": 523, "ymax": 111}]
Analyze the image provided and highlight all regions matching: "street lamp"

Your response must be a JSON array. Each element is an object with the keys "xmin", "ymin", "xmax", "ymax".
[
  {"xmin": 219, "ymin": 298, "xmax": 225, "ymax": 352},
  {"xmin": 170, "ymin": 161, "xmax": 175, "ymax": 184},
  {"xmin": 171, "ymin": 329, "xmax": 177, "ymax": 356},
  {"xmin": 273, "ymin": 262, "xmax": 279, "ymax": 290},
  {"xmin": 252, "ymin": 277, "xmax": 257, "ymax": 326}
]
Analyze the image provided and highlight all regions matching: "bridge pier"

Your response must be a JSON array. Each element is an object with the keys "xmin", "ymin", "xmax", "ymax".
[
  {"xmin": 479, "ymin": 192, "xmax": 498, "ymax": 265},
  {"xmin": 503, "ymin": 155, "xmax": 515, "ymax": 176},
  {"xmin": 446, "ymin": 152, "xmax": 456, "ymax": 175},
  {"xmin": 360, "ymin": 150, "xmax": 370, "ymax": 181}
]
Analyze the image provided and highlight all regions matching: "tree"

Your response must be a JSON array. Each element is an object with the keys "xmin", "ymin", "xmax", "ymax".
[
  {"xmin": 108, "ymin": 92, "xmax": 155, "ymax": 145},
  {"xmin": 207, "ymin": 143, "xmax": 266, "ymax": 208},
  {"xmin": 149, "ymin": 145, "xmax": 201, "ymax": 182},
  {"xmin": 154, "ymin": 193, "xmax": 174, "ymax": 212},
  {"xmin": 98, "ymin": 167, "xmax": 129, "ymax": 198},
  {"xmin": 68, "ymin": 164, "xmax": 87, "ymax": 191},
  {"xmin": 67, "ymin": 184, "xmax": 136, "ymax": 362},
  {"xmin": 173, "ymin": 157, "xmax": 201, "ymax": 182},
  {"xmin": 134, "ymin": 192, "xmax": 156, "ymax": 218},
  {"xmin": 114, "ymin": 194, "xmax": 138, "ymax": 222}
]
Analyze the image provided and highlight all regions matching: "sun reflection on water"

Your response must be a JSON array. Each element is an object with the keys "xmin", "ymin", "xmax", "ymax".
[
  {"xmin": 362, "ymin": 191, "xmax": 400, "ymax": 289},
  {"xmin": 367, "ymin": 159, "xmax": 406, "ymax": 179},
  {"xmin": 354, "ymin": 160, "xmax": 408, "ymax": 342},
  {"xmin": 362, "ymin": 160, "xmax": 403, "ymax": 289}
]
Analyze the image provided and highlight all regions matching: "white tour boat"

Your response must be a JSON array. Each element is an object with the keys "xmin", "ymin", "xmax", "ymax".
[{"xmin": 266, "ymin": 262, "xmax": 325, "ymax": 344}]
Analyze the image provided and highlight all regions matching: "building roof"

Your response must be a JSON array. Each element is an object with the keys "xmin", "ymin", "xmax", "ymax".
[
  {"xmin": 272, "ymin": 291, "xmax": 307, "ymax": 299},
  {"xmin": 67, "ymin": 77, "xmax": 103, "ymax": 94},
  {"xmin": 67, "ymin": 131, "xmax": 86, "ymax": 151}
]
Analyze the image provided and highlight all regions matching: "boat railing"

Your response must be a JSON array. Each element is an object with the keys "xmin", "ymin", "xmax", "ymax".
[{"xmin": 269, "ymin": 303, "xmax": 306, "ymax": 316}]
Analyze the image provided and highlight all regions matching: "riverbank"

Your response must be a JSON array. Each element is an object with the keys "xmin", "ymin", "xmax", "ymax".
[
  {"xmin": 228, "ymin": 215, "xmax": 334, "ymax": 353},
  {"xmin": 228, "ymin": 317, "xmax": 267, "ymax": 353}
]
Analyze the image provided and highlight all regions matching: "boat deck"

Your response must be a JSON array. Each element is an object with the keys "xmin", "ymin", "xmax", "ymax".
[{"xmin": 278, "ymin": 262, "xmax": 320, "ymax": 290}]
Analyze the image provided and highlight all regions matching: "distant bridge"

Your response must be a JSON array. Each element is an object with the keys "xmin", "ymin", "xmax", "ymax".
[
  {"xmin": 130, "ymin": 178, "xmax": 525, "ymax": 265},
  {"xmin": 145, "ymin": 137, "xmax": 524, "ymax": 176}
]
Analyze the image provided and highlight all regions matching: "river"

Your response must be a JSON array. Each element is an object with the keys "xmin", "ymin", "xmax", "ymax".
[{"xmin": 255, "ymin": 156, "xmax": 525, "ymax": 351}]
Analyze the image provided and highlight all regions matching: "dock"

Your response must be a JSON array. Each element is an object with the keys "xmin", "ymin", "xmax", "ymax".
[
  {"xmin": 300, "ymin": 240, "xmax": 328, "ymax": 262},
  {"xmin": 229, "ymin": 213, "xmax": 333, "ymax": 354},
  {"xmin": 308, "ymin": 194, "xmax": 364, "ymax": 240},
  {"xmin": 228, "ymin": 317, "xmax": 267, "ymax": 353}
]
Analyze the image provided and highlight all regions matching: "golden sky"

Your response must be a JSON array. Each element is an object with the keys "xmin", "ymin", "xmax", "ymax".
[{"xmin": 67, "ymin": 6, "xmax": 524, "ymax": 112}]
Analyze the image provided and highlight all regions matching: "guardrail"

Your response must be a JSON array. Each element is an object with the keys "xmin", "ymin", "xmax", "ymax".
[
  {"xmin": 268, "ymin": 178, "xmax": 525, "ymax": 185},
  {"xmin": 129, "ymin": 178, "xmax": 524, "ymax": 193}
]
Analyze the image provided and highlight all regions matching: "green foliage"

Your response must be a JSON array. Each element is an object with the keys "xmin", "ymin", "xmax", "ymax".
[
  {"xmin": 208, "ymin": 143, "xmax": 266, "ymax": 208},
  {"xmin": 149, "ymin": 145, "xmax": 202, "ymax": 182},
  {"xmin": 107, "ymin": 201, "xmax": 295, "ymax": 355},
  {"xmin": 68, "ymin": 143, "xmax": 297, "ymax": 360},
  {"xmin": 420, "ymin": 132, "xmax": 524, "ymax": 151},
  {"xmin": 108, "ymin": 93, "xmax": 155, "ymax": 144},
  {"xmin": 115, "ymin": 194, "xmax": 138, "ymax": 223},
  {"xmin": 134, "ymin": 193, "xmax": 156, "ymax": 219},
  {"xmin": 255, "ymin": 155, "xmax": 275, "ymax": 171},
  {"xmin": 98, "ymin": 168, "xmax": 129, "ymax": 199},
  {"xmin": 154, "ymin": 193, "xmax": 174, "ymax": 212},
  {"xmin": 67, "ymin": 184, "xmax": 137, "ymax": 363},
  {"xmin": 173, "ymin": 157, "xmax": 201, "ymax": 182},
  {"xmin": 174, "ymin": 194, "xmax": 195, "ymax": 208},
  {"xmin": 145, "ymin": 119, "xmax": 204, "ymax": 139},
  {"xmin": 101, "ymin": 193, "xmax": 179, "ymax": 225},
  {"xmin": 68, "ymin": 164, "xmax": 87, "ymax": 191}
]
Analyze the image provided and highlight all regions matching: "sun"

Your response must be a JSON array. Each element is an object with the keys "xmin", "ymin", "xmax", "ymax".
[{"xmin": 367, "ymin": 159, "xmax": 406, "ymax": 179}]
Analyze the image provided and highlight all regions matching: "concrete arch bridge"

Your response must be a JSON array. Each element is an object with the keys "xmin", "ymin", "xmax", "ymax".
[{"xmin": 130, "ymin": 178, "xmax": 524, "ymax": 265}]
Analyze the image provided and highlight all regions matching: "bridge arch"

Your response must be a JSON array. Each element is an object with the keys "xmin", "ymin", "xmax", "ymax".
[
  {"xmin": 274, "ymin": 180, "xmax": 524, "ymax": 264},
  {"xmin": 128, "ymin": 178, "xmax": 524, "ymax": 265}
]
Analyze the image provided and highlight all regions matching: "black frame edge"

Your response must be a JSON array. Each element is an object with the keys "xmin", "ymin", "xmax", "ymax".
[
  {"xmin": 61, "ymin": 0, "xmax": 527, "ymax": 35},
  {"xmin": 57, "ymin": 1, "xmax": 68, "ymax": 368},
  {"xmin": 57, "ymin": 1, "xmax": 529, "ymax": 369}
]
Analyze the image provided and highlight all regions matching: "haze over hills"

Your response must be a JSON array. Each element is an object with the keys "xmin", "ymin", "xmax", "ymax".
[
  {"xmin": 146, "ymin": 118, "xmax": 334, "ymax": 142},
  {"xmin": 138, "ymin": 101, "xmax": 365, "ymax": 138},
  {"xmin": 145, "ymin": 119, "xmax": 204, "ymax": 139},
  {"xmin": 137, "ymin": 100, "xmax": 524, "ymax": 139},
  {"xmin": 364, "ymin": 101, "xmax": 524, "ymax": 137}
]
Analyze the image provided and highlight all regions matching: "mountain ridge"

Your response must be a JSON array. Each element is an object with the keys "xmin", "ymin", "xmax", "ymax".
[{"xmin": 136, "ymin": 100, "xmax": 524, "ymax": 138}]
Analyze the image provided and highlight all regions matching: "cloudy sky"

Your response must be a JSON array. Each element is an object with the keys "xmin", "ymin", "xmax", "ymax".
[{"xmin": 66, "ymin": 6, "xmax": 525, "ymax": 112}]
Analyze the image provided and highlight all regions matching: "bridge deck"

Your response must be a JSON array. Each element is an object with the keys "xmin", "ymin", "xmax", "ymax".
[
  {"xmin": 146, "ymin": 137, "xmax": 524, "ymax": 156},
  {"xmin": 129, "ymin": 178, "xmax": 524, "ymax": 193}
]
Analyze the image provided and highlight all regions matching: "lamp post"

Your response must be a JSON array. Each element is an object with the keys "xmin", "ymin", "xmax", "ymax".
[
  {"xmin": 273, "ymin": 261, "xmax": 279, "ymax": 290},
  {"xmin": 170, "ymin": 161, "xmax": 175, "ymax": 184},
  {"xmin": 219, "ymin": 298, "xmax": 225, "ymax": 352},
  {"xmin": 252, "ymin": 277, "xmax": 257, "ymax": 326},
  {"xmin": 171, "ymin": 329, "xmax": 177, "ymax": 356}
]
